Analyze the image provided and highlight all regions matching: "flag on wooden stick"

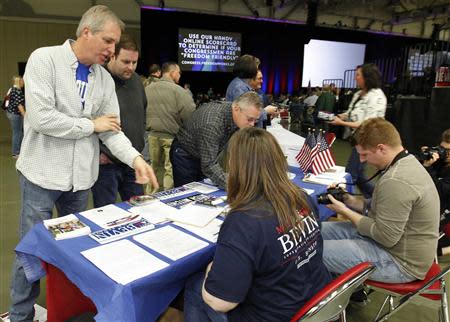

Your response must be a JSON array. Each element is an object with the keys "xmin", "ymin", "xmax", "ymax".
[{"xmin": 311, "ymin": 130, "xmax": 336, "ymax": 175}]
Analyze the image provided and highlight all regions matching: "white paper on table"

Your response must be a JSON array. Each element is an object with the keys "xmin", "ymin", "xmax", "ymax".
[
  {"xmin": 267, "ymin": 127, "xmax": 310, "ymax": 168},
  {"xmin": 167, "ymin": 203, "xmax": 224, "ymax": 227},
  {"xmin": 302, "ymin": 188, "xmax": 315, "ymax": 195},
  {"xmin": 303, "ymin": 173, "xmax": 347, "ymax": 186},
  {"xmin": 323, "ymin": 165, "xmax": 346, "ymax": 174},
  {"xmin": 315, "ymin": 171, "xmax": 347, "ymax": 182},
  {"xmin": 81, "ymin": 239, "xmax": 169, "ymax": 285},
  {"xmin": 267, "ymin": 127, "xmax": 305, "ymax": 148},
  {"xmin": 285, "ymin": 147, "xmax": 303, "ymax": 168},
  {"xmin": 129, "ymin": 201, "xmax": 177, "ymax": 224},
  {"xmin": 133, "ymin": 225, "xmax": 209, "ymax": 261},
  {"xmin": 79, "ymin": 204, "xmax": 135, "ymax": 228},
  {"xmin": 183, "ymin": 181, "xmax": 219, "ymax": 194},
  {"xmin": 173, "ymin": 218, "xmax": 223, "ymax": 243}
]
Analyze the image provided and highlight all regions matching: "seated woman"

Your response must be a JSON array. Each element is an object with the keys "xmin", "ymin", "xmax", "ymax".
[{"xmin": 184, "ymin": 127, "xmax": 332, "ymax": 321}]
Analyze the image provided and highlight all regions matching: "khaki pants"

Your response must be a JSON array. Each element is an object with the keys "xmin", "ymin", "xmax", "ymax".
[{"xmin": 147, "ymin": 135, "xmax": 174, "ymax": 192}]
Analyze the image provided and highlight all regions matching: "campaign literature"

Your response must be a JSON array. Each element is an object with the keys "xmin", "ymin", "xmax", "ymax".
[
  {"xmin": 183, "ymin": 181, "xmax": 219, "ymax": 194},
  {"xmin": 79, "ymin": 204, "xmax": 136, "ymax": 229},
  {"xmin": 89, "ymin": 218, "xmax": 155, "ymax": 244},
  {"xmin": 44, "ymin": 214, "xmax": 91, "ymax": 240},
  {"xmin": 166, "ymin": 194, "xmax": 226, "ymax": 209},
  {"xmin": 152, "ymin": 186, "xmax": 198, "ymax": 201},
  {"xmin": 128, "ymin": 194, "xmax": 158, "ymax": 206}
]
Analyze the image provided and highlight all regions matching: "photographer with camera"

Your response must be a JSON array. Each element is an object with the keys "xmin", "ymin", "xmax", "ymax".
[
  {"xmin": 321, "ymin": 118, "xmax": 439, "ymax": 283},
  {"xmin": 421, "ymin": 129, "xmax": 450, "ymax": 255}
]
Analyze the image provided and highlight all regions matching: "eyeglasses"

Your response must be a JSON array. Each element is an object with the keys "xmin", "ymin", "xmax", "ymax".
[{"xmin": 239, "ymin": 108, "xmax": 258, "ymax": 124}]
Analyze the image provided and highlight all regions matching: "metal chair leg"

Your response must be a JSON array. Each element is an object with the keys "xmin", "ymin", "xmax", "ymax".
[
  {"xmin": 441, "ymin": 279, "xmax": 449, "ymax": 322},
  {"xmin": 374, "ymin": 295, "xmax": 390, "ymax": 321}
]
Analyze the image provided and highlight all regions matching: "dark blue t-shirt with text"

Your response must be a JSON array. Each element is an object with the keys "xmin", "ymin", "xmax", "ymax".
[{"xmin": 205, "ymin": 197, "xmax": 332, "ymax": 322}]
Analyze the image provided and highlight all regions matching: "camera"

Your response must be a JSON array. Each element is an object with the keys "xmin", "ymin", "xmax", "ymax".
[
  {"xmin": 418, "ymin": 146, "xmax": 448, "ymax": 161},
  {"xmin": 317, "ymin": 187, "xmax": 347, "ymax": 205}
]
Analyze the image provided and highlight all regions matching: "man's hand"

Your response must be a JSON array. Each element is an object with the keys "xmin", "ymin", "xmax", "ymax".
[
  {"xmin": 264, "ymin": 105, "xmax": 278, "ymax": 115},
  {"xmin": 423, "ymin": 152, "xmax": 439, "ymax": 167},
  {"xmin": 93, "ymin": 114, "xmax": 121, "ymax": 133},
  {"xmin": 326, "ymin": 194, "xmax": 349, "ymax": 215},
  {"xmin": 327, "ymin": 194, "xmax": 364, "ymax": 226},
  {"xmin": 133, "ymin": 156, "xmax": 159, "ymax": 189},
  {"xmin": 342, "ymin": 193, "xmax": 365, "ymax": 212},
  {"xmin": 18, "ymin": 104, "xmax": 26, "ymax": 117}
]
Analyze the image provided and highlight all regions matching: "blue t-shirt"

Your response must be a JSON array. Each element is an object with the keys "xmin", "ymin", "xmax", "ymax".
[
  {"xmin": 76, "ymin": 62, "xmax": 90, "ymax": 108},
  {"xmin": 205, "ymin": 197, "xmax": 332, "ymax": 322}
]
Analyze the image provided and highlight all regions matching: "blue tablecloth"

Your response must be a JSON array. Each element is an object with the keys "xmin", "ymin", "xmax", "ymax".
[{"xmin": 15, "ymin": 167, "xmax": 351, "ymax": 322}]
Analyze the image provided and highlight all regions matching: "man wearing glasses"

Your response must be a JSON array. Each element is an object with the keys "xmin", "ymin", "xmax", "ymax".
[
  {"xmin": 170, "ymin": 91, "xmax": 262, "ymax": 188},
  {"xmin": 422, "ymin": 129, "xmax": 450, "ymax": 256}
]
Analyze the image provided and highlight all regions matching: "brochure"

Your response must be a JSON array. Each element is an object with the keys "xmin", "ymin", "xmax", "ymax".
[
  {"xmin": 43, "ymin": 214, "xmax": 91, "ymax": 240},
  {"xmin": 89, "ymin": 217, "xmax": 155, "ymax": 244}
]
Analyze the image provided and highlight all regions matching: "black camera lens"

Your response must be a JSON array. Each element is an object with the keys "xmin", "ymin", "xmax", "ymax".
[
  {"xmin": 418, "ymin": 146, "xmax": 448, "ymax": 162},
  {"xmin": 317, "ymin": 193, "xmax": 331, "ymax": 205},
  {"xmin": 317, "ymin": 187, "xmax": 346, "ymax": 205}
]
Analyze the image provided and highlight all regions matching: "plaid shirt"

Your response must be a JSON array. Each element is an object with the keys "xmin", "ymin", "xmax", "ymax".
[
  {"xmin": 17, "ymin": 40, "xmax": 140, "ymax": 191},
  {"xmin": 176, "ymin": 101, "xmax": 238, "ymax": 188}
]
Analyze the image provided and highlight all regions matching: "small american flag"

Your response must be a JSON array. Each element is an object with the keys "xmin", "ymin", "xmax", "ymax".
[
  {"xmin": 296, "ymin": 132, "xmax": 318, "ymax": 173},
  {"xmin": 312, "ymin": 131, "xmax": 336, "ymax": 175}
]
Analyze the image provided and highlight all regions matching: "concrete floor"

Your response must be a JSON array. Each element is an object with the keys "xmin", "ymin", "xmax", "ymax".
[{"xmin": 0, "ymin": 114, "xmax": 448, "ymax": 321}]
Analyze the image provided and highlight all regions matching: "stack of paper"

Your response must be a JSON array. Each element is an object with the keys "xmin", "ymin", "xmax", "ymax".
[
  {"xmin": 81, "ymin": 239, "xmax": 169, "ymax": 285},
  {"xmin": 133, "ymin": 226, "xmax": 209, "ymax": 261},
  {"xmin": 129, "ymin": 201, "xmax": 176, "ymax": 224},
  {"xmin": 303, "ymin": 171, "xmax": 347, "ymax": 186},
  {"xmin": 174, "ymin": 218, "xmax": 223, "ymax": 242},
  {"xmin": 167, "ymin": 204, "xmax": 224, "ymax": 227}
]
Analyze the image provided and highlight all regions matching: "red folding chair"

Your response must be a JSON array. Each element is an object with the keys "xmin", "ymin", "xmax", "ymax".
[
  {"xmin": 291, "ymin": 262, "xmax": 376, "ymax": 322},
  {"xmin": 365, "ymin": 262, "xmax": 450, "ymax": 322}
]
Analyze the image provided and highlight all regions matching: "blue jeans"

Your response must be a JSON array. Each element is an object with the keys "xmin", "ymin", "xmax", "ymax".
[
  {"xmin": 321, "ymin": 222, "xmax": 416, "ymax": 283},
  {"xmin": 170, "ymin": 139, "xmax": 205, "ymax": 187},
  {"xmin": 346, "ymin": 147, "xmax": 374, "ymax": 198},
  {"xmin": 9, "ymin": 174, "xmax": 89, "ymax": 322},
  {"xmin": 91, "ymin": 163, "xmax": 144, "ymax": 208},
  {"xmin": 6, "ymin": 111, "xmax": 23, "ymax": 155},
  {"xmin": 184, "ymin": 272, "xmax": 229, "ymax": 322}
]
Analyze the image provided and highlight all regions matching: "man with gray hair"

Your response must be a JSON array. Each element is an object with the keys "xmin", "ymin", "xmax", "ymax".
[
  {"xmin": 170, "ymin": 91, "xmax": 262, "ymax": 188},
  {"xmin": 10, "ymin": 5, "xmax": 158, "ymax": 321}
]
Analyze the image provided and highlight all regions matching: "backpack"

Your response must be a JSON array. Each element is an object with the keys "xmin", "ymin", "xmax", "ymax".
[{"xmin": 1, "ymin": 88, "xmax": 11, "ymax": 111}]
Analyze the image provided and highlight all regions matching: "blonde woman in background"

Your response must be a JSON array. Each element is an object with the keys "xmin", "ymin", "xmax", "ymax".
[{"xmin": 5, "ymin": 75, "xmax": 25, "ymax": 158}]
